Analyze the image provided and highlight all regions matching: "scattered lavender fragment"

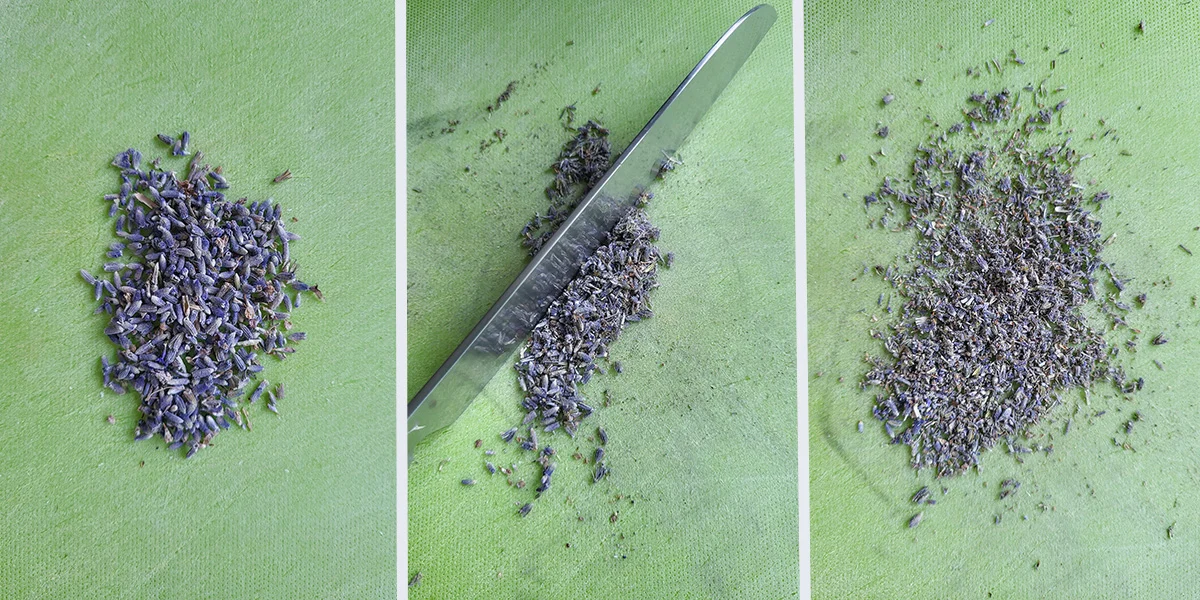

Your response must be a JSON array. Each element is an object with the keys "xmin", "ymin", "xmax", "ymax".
[
  {"xmin": 535, "ymin": 462, "xmax": 555, "ymax": 493},
  {"xmin": 487, "ymin": 81, "xmax": 516, "ymax": 113},
  {"xmin": 249, "ymin": 380, "xmax": 268, "ymax": 404},
  {"xmin": 84, "ymin": 133, "xmax": 319, "ymax": 457},
  {"xmin": 999, "ymin": 479, "xmax": 1021, "ymax": 500},
  {"xmin": 519, "ymin": 120, "xmax": 612, "ymax": 256},
  {"xmin": 911, "ymin": 486, "xmax": 930, "ymax": 504}
]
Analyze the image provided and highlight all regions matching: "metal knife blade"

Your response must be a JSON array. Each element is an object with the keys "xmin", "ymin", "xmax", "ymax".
[{"xmin": 408, "ymin": 4, "xmax": 778, "ymax": 457}]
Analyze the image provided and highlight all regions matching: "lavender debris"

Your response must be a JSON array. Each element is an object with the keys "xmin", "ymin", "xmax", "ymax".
[
  {"xmin": 487, "ymin": 81, "xmax": 516, "ymax": 113},
  {"xmin": 519, "ymin": 120, "xmax": 612, "ymax": 256}
]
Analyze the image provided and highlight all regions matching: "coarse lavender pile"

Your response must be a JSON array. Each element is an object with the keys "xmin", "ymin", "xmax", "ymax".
[
  {"xmin": 83, "ymin": 133, "xmax": 319, "ymax": 457},
  {"xmin": 863, "ymin": 90, "xmax": 1134, "ymax": 477},
  {"xmin": 496, "ymin": 118, "xmax": 669, "ymax": 508}
]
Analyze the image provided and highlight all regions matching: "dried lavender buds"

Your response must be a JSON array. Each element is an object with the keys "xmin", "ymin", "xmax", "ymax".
[
  {"xmin": 861, "ymin": 90, "xmax": 1135, "ymax": 477},
  {"xmin": 86, "ymin": 133, "xmax": 319, "ymax": 457}
]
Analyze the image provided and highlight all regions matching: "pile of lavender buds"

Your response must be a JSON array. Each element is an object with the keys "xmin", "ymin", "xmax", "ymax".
[
  {"xmin": 492, "ymin": 119, "xmax": 672, "ymax": 513},
  {"xmin": 82, "ymin": 133, "xmax": 320, "ymax": 458},
  {"xmin": 861, "ymin": 89, "xmax": 1139, "ymax": 477}
]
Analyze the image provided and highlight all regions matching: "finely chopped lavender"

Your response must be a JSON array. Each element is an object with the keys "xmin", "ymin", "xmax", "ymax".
[
  {"xmin": 84, "ymin": 133, "xmax": 319, "ymax": 457},
  {"xmin": 861, "ymin": 89, "xmax": 1139, "ymax": 477}
]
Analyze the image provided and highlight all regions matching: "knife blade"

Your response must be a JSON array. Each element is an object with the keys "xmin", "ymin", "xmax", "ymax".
[{"xmin": 408, "ymin": 4, "xmax": 778, "ymax": 457}]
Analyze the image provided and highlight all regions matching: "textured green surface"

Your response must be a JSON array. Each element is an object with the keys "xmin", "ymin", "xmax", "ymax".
[
  {"xmin": 808, "ymin": 2, "xmax": 1200, "ymax": 598},
  {"xmin": 407, "ymin": 1, "xmax": 796, "ymax": 597},
  {"xmin": 0, "ymin": 2, "xmax": 395, "ymax": 597}
]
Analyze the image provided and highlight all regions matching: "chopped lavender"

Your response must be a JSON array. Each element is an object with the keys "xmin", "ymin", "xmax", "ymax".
[
  {"xmin": 85, "ymin": 134, "xmax": 318, "ymax": 457},
  {"xmin": 504, "ymin": 117, "xmax": 670, "ymax": 505},
  {"xmin": 861, "ymin": 91, "xmax": 1134, "ymax": 477},
  {"xmin": 513, "ymin": 117, "xmax": 662, "ymax": 439}
]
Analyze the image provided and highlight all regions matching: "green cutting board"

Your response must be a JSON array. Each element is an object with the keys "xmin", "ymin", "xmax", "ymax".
[
  {"xmin": 407, "ymin": 1, "xmax": 797, "ymax": 597},
  {"xmin": 0, "ymin": 1, "xmax": 395, "ymax": 597},
  {"xmin": 808, "ymin": 1, "xmax": 1200, "ymax": 598}
]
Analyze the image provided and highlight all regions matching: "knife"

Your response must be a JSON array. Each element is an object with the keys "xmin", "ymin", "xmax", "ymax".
[{"xmin": 408, "ymin": 4, "xmax": 778, "ymax": 457}]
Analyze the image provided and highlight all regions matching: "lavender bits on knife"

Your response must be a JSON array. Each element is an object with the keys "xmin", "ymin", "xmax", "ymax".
[
  {"xmin": 519, "ymin": 120, "xmax": 612, "ymax": 256},
  {"xmin": 497, "ymin": 117, "xmax": 671, "ymax": 510},
  {"xmin": 85, "ymin": 133, "xmax": 319, "ymax": 457},
  {"xmin": 513, "ymin": 206, "xmax": 663, "ymax": 438}
]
